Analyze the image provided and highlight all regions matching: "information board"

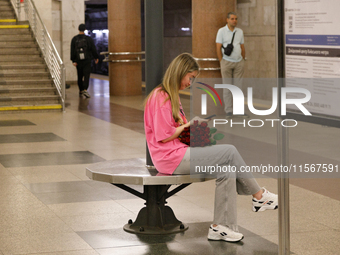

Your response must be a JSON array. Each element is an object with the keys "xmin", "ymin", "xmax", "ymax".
[{"xmin": 283, "ymin": 0, "xmax": 340, "ymax": 124}]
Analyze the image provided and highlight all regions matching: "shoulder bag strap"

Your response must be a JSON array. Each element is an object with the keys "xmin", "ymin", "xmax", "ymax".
[{"xmin": 230, "ymin": 30, "xmax": 236, "ymax": 44}]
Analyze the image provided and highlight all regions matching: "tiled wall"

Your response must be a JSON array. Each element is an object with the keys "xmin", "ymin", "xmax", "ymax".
[
  {"xmin": 52, "ymin": 0, "xmax": 61, "ymax": 57},
  {"xmin": 237, "ymin": 0, "xmax": 276, "ymax": 78},
  {"xmin": 34, "ymin": 0, "xmax": 52, "ymax": 34},
  {"xmin": 33, "ymin": 0, "xmax": 85, "ymax": 83},
  {"xmin": 61, "ymin": 0, "xmax": 85, "ymax": 83},
  {"xmin": 236, "ymin": 0, "xmax": 277, "ymax": 99}
]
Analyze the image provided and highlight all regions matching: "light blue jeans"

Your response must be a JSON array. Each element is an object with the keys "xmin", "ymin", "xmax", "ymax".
[{"xmin": 173, "ymin": 144, "xmax": 261, "ymax": 231}]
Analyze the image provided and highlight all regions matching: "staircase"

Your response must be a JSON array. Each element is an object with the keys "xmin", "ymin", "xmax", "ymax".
[{"xmin": 0, "ymin": 0, "xmax": 62, "ymax": 112}]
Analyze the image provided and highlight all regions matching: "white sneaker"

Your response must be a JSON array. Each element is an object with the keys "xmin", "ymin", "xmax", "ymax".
[
  {"xmin": 252, "ymin": 187, "xmax": 278, "ymax": 212},
  {"xmin": 83, "ymin": 90, "xmax": 91, "ymax": 98},
  {"xmin": 207, "ymin": 224, "xmax": 244, "ymax": 242}
]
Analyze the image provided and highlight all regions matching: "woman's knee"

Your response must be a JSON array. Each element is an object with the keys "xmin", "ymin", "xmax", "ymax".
[
  {"xmin": 216, "ymin": 171, "xmax": 237, "ymax": 182},
  {"xmin": 223, "ymin": 144, "xmax": 239, "ymax": 156}
]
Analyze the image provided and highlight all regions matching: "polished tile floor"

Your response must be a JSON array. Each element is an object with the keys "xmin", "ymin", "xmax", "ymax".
[{"xmin": 0, "ymin": 75, "xmax": 339, "ymax": 255}]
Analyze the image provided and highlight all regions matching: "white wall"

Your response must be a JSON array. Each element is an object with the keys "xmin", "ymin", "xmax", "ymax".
[
  {"xmin": 33, "ymin": 0, "xmax": 85, "ymax": 83},
  {"xmin": 61, "ymin": 0, "xmax": 85, "ymax": 82},
  {"xmin": 34, "ymin": 0, "xmax": 52, "ymax": 35},
  {"xmin": 52, "ymin": 0, "xmax": 62, "ymax": 56}
]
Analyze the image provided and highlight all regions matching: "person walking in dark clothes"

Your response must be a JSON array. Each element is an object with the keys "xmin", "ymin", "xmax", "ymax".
[{"xmin": 70, "ymin": 24, "xmax": 99, "ymax": 98}]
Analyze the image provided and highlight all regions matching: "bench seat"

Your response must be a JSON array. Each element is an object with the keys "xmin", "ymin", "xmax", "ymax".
[{"xmin": 86, "ymin": 158, "xmax": 207, "ymax": 235}]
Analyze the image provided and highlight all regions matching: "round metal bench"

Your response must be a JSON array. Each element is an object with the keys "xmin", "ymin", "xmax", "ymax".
[{"xmin": 86, "ymin": 158, "xmax": 206, "ymax": 235}]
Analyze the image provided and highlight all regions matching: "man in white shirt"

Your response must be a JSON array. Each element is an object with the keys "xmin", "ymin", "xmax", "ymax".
[{"xmin": 216, "ymin": 12, "xmax": 247, "ymax": 118}]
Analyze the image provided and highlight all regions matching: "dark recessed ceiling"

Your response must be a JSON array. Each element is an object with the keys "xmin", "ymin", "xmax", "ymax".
[
  {"xmin": 85, "ymin": 0, "xmax": 107, "ymax": 5},
  {"xmin": 85, "ymin": 0, "xmax": 191, "ymax": 9}
]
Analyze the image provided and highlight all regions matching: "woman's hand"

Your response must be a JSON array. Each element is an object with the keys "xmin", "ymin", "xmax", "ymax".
[
  {"xmin": 190, "ymin": 116, "xmax": 209, "ymax": 125},
  {"xmin": 161, "ymin": 122, "xmax": 190, "ymax": 143},
  {"xmin": 161, "ymin": 116, "xmax": 212, "ymax": 143}
]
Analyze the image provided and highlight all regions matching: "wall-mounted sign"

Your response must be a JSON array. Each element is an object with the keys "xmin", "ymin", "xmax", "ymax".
[{"xmin": 284, "ymin": 0, "xmax": 340, "ymax": 120}]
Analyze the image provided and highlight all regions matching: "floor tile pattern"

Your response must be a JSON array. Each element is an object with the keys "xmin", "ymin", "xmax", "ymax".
[
  {"xmin": 0, "ymin": 75, "xmax": 338, "ymax": 254},
  {"xmin": 0, "ymin": 151, "xmax": 105, "ymax": 168},
  {"xmin": 0, "ymin": 132, "xmax": 65, "ymax": 143},
  {"xmin": 0, "ymin": 119, "xmax": 35, "ymax": 126}
]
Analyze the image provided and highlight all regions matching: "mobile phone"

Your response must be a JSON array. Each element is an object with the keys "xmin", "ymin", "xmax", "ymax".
[{"xmin": 205, "ymin": 114, "xmax": 216, "ymax": 120}]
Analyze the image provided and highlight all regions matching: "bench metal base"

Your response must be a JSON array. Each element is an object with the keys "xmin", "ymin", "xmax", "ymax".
[{"xmin": 114, "ymin": 183, "xmax": 191, "ymax": 235}]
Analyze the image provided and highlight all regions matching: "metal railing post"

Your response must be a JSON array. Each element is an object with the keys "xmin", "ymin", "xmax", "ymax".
[
  {"xmin": 25, "ymin": 0, "xmax": 28, "ymax": 21},
  {"xmin": 32, "ymin": 8, "xmax": 36, "ymax": 36},
  {"xmin": 42, "ymin": 29, "xmax": 46, "ymax": 53},
  {"xmin": 61, "ymin": 65, "xmax": 66, "ymax": 111},
  {"xmin": 277, "ymin": 0, "xmax": 290, "ymax": 254},
  {"xmin": 16, "ymin": 0, "xmax": 20, "ymax": 20}
]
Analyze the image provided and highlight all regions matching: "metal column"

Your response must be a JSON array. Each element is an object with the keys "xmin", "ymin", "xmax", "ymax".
[
  {"xmin": 277, "ymin": 124, "xmax": 290, "ymax": 254},
  {"xmin": 144, "ymin": 0, "xmax": 164, "ymax": 166},
  {"xmin": 277, "ymin": 0, "xmax": 290, "ymax": 254}
]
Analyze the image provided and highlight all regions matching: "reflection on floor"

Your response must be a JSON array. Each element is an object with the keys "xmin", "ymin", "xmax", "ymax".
[{"xmin": 0, "ymin": 74, "xmax": 338, "ymax": 255}]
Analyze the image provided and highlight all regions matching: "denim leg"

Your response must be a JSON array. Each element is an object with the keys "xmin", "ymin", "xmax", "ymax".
[
  {"xmin": 174, "ymin": 144, "xmax": 262, "ymax": 230},
  {"xmin": 214, "ymin": 171, "xmax": 238, "ymax": 231}
]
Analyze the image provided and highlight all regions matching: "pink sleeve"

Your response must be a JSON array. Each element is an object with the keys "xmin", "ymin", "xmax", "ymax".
[{"xmin": 153, "ymin": 107, "xmax": 177, "ymax": 142}]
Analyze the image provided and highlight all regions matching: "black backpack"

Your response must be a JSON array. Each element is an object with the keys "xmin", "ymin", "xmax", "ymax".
[{"xmin": 75, "ymin": 36, "xmax": 89, "ymax": 61}]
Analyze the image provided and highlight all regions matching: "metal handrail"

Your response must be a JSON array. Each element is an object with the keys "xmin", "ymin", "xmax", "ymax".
[
  {"xmin": 195, "ymin": 58, "xmax": 219, "ymax": 61},
  {"xmin": 11, "ymin": 0, "xmax": 65, "ymax": 111},
  {"xmin": 101, "ymin": 51, "xmax": 145, "ymax": 55},
  {"xmin": 199, "ymin": 67, "xmax": 221, "ymax": 71},
  {"xmin": 100, "ymin": 51, "xmax": 145, "ymax": 63},
  {"xmin": 194, "ymin": 57, "xmax": 220, "ymax": 71}
]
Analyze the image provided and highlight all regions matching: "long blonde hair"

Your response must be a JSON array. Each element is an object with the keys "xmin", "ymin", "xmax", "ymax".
[{"xmin": 145, "ymin": 53, "xmax": 199, "ymax": 124}]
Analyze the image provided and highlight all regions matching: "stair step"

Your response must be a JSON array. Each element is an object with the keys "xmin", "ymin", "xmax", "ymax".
[
  {"xmin": 0, "ymin": 69, "xmax": 49, "ymax": 76},
  {"xmin": 0, "ymin": 15, "xmax": 16, "ymax": 19},
  {"xmin": 0, "ymin": 104, "xmax": 62, "ymax": 112},
  {"xmin": 0, "ymin": 88, "xmax": 57, "ymax": 96},
  {"xmin": 0, "ymin": 28, "xmax": 31, "ymax": 34},
  {"xmin": 0, "ymin": 7, "xmax": 12, "ymax": 12},
  {"xmin": 0, "ymin": 78, "xmax": 51, "ymax": 83},
  {"xmin": 0, "ymin": 95, "xmax": 61, "ymax": 106},
  {"xmin": 0, "ymin": 12, "xmax": 15, "ymax": 18},
  {"xmin": 0, "ymin": 80, "xmax": 53, "ymax": 87},
  {"xmin": 0, "ymin": 77, "xmax": 51, "ymax": 81},
  {"xmin": 0, "ymin": 85, "xmax": 55, "ymax": 90},
  {"xmin": 0, "ymin": 24, "xmax": 29, "ymax": 29},
  {"xmin": 0, "ymin": 22, "xmax": 17, "ymax": 25},
  {"xmin": 0, "ymin": 49, "xmax": 40, "ymax": 55},
  {"xmin": 0, "ymin": 65, "xmax": 49, "ymax": 72},
  {"xmin": 0, "ymin": 19, "xmax": 16, "ymax": 22},
  {"xmin": 0, "ymin": 64, "xmax": 46, "ymax": 70},
  {"xmin": 0, "ymin": 42, "xmax": 37, "ymax": 48},
  {"xmin": 0, "ymin": 74, "xmax": 50, "ymax": 81},
  {"xmin": 0, "ymin": 34, "xmax": 33, "ymax": 41},
  {"xmin": 0, "ymin": 95, "xmax": 60, "ymax": 100},
  {"xmin": 0, "ymin": 61, "xmax": 45, "ymax": 66},
  {"xmin": 0, "ymin": 20, "xmax": 28, "ymax": 24},
  {"xmin": 0, "ymin": 55, "xmax": 43, "ymax": 61}
]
